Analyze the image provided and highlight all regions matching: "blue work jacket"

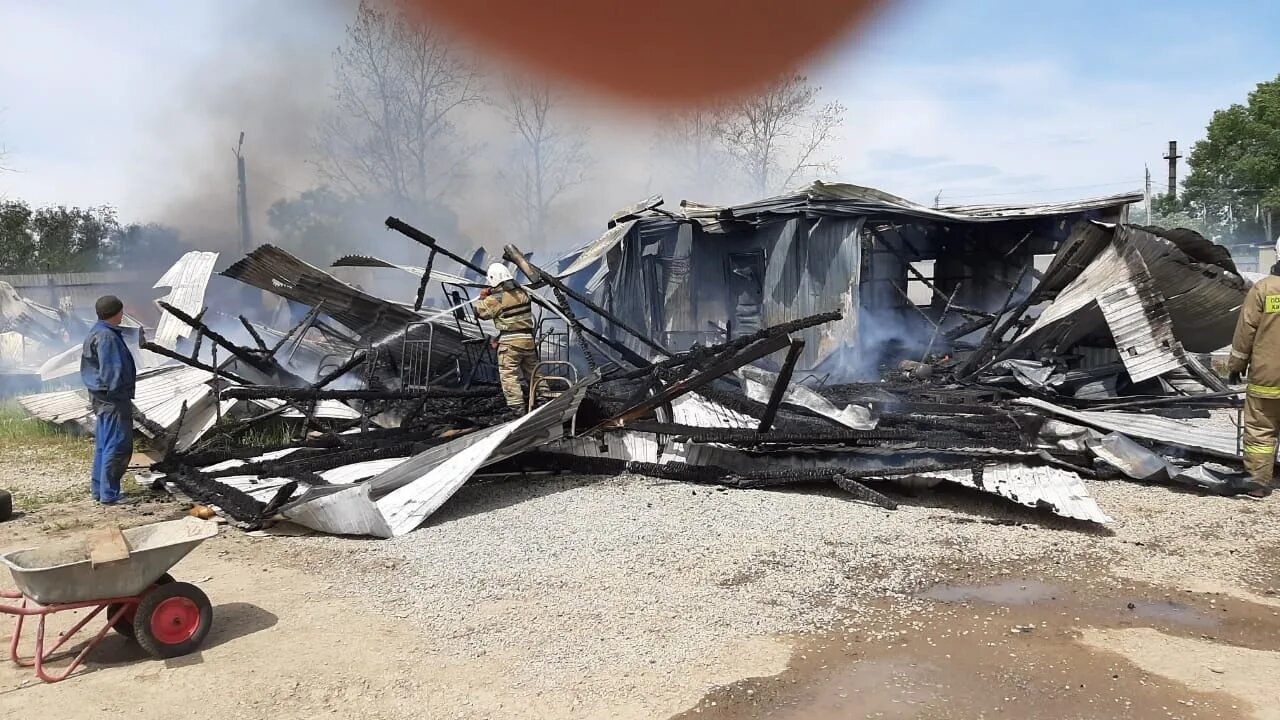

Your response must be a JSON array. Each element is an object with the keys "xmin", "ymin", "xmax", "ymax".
[{"xmin": 81, "ymin": 320, "xmax": 137, "ymax": 405}]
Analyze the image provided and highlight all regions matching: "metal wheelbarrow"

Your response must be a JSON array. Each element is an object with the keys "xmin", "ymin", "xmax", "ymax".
[{"xmin": 0, "ymin": 516, "xmax": 218, "ymax": 683}]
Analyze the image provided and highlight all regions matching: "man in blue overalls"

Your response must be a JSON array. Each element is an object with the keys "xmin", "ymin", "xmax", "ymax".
[{"xmin": 81, "ymin": 295, "xmax": 137, "ymax": 505}]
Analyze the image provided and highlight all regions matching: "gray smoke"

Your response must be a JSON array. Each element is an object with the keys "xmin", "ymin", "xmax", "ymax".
[{"xmin": 139, "ymin": 0, "xmax": 780, "ymax": 278}]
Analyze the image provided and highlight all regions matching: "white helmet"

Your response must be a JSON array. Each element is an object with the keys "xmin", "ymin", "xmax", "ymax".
[{"xmin": 486, "ymin": 263, "xmax": 515, "ymax": 287}]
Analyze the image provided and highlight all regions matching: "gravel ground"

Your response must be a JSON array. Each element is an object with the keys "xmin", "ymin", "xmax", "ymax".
[
  {"xmin": 7, "ymin": 407, "xmax": 1280, "ymax": 717},
  {"xmin": 288, "ymin": 462, "xmax": 1280, "ymax": 711}
]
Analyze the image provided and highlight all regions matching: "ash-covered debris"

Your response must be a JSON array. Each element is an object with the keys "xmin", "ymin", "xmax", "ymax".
[{"xmin": 10, "ymin": 183, "xmax": 1267, "ymax": 536}]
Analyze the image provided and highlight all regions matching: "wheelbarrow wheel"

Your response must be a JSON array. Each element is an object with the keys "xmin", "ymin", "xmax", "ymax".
[
  {"xmin": 133, "ymin": 581, "xmax": 212, "ymax": 659},
  {"xmin": 0, "ymin": 488, "xmax": 11, "ymax": 522},
  {"xmin": 109, "ymin": 573, "xmax": 174, "ymax": 640}
]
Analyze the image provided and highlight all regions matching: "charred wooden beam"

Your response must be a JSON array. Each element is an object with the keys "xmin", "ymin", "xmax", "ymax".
[
  {"xmin": 141, "ymin": 341, "xmax": 252, "ymax": 384},
  {"xmin": 271, "ymin": 302, "xmax": 325, "ymax": 354},
  {"xmin": 221, "ymin": 386, "xmax": 498, "ymax": 401},
  {"xmin": 604, "ymin": 333, "xmax": 790, "ymax": 427},
  {"xmin": 387, "ymin": 216, "xmax": 487, "ymax": 275},
  {"xmin": 945, "ymin": 315, "xmax": 995, "ymax": 341},
  {"xmin": 611, "ymin": 310, "xmax": 842, "ymax": 382},
  {"xmin": 311, "ymin": 349, "xmax": 368, "ymax": 389},
  {"xmin": 413, "ymin": 249, "xmax": 437, "ymax": 312},
  {"xmin": 158, "ymin": 301, "xmax": 273, "ymax": 372},
  {"xmin": 240, "ymin": 315, "xmax": 268, "ymax": 350},
  {"xmin": 955, "ymin": 262, "xmax": 1035, "ymax": 379},
  {"xmin": 757, "ymin": 338, "xmax": 805, "ymax": 433}
]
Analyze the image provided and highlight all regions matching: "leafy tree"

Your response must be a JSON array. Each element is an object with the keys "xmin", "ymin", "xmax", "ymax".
[
  {"xmin": 1128, "ymin": 200, "xmax": 1213, "ymax": 238},
  {"xmin": 1181, "ymin": 74, "xmax": 1280, "ymax": 242},
  {"xmin": 267, "ymin": 185, "xmax": 464, "ymax": 267},
  {"xmin": 0, "ymin": 200, "xmax": 37, "ymax": 272},
  {"xmin": 111, "ymin": 222, "xmax": 188, "ymax": 271},
  {"xmin": 27, "ymin": 205, "xmax": 117, "ymax": 272}
]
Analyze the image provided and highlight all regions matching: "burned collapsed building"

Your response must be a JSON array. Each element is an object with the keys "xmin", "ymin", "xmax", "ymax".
[
  {"xmin": 10, "ymin": 181, "xmax": 1262, "ymax": 537},
  {"xmin": 563, "ymin": 182, "xmax": 1142, "ymax": 381}
]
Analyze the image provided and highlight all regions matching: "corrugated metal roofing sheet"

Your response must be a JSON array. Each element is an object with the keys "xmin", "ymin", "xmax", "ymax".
[
  {"xmin": 923, "ymin": 464, "xmax": 1112, "ymax": 524},
  {"xmin": 1004, "ymin": 222, "xmax": 1245, "ymax": 371},
  {"xmin": 1017, "ymin": 397, "xmax": 1241, "ymax": 460},
  {"xmin": 681, "ymin": 182, "xmax": 1139, "ymax": 226},
  {"xmin": 561, "ymin": 183, "xmax": 1138, "ymax": 279},
  {"xmin": 223, "ymin": 245, "xmax": 435, "ymax": 344},
  {"xmin": 281, "ymin": 376, "xmax": 593, "ymax": 537},
  {"xmin": 558, "ymin": 220, "xmax": 638, "ymax": 278}
]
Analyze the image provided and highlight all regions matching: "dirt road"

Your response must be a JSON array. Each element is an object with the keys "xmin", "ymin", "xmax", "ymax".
[{"xmin": 2, "ymin": 442, "xmax": 1280, "ymax": 719}]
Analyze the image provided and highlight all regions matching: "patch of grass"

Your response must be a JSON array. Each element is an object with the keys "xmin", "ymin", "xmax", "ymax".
[
  {"xmin": 0, "ymin": 403, "xmax": 68, "ymax": 442},
  {"xmin": 16, "ymin": 485, "xmax": 84, "ymax": 513}
]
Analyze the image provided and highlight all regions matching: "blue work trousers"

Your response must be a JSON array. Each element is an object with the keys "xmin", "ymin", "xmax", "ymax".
[{"xmin": 91, "ymin": 402, "xmax": 133, "ymax": 503}]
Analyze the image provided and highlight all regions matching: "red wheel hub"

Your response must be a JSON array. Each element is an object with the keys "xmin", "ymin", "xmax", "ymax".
[{"xmin": 149, "ymin": 597, "xmax": 201, "ymax": 645}]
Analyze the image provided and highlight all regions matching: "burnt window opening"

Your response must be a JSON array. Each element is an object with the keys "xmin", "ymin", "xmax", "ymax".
[{"xmin": 907, "ymin": 260, "xmax": 935, "ymax": 306}]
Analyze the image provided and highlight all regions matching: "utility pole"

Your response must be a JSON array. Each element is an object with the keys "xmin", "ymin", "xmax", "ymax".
[
  {"xmin": 934, "ymin": 190, "xmax": 942, "ymax": 209},
  {"xmin": 1162, "ymin": 140, "xmax": 1181, "ymax": 200},
  {"xmin": 234, "ymin": 132, "xmax": 252, "ymax": 252},
  {"xmin": 1144, "ymin": 164, "xmax": 1152, "ymax": 222}
]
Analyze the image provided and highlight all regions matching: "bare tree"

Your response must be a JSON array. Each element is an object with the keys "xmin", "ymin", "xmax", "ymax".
[
  {"xmin": 315, "ymin": 0, "xmax": 483, "ymax": 207},
  {"xmin": 658, "ymin": 105, "xmax": 732, "ymax": 193},
  {"xmin": 719, "ymin": 76, "xmax": 846, "ymax": 197},
  {"xmin": 500, "ymin": 80, "xmax": 592, "ymax": 248}
]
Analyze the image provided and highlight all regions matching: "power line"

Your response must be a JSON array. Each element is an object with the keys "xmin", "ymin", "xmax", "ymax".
[{"xmin": 940, "ymin": 179, "xmax": 1144, "ymax": 200}]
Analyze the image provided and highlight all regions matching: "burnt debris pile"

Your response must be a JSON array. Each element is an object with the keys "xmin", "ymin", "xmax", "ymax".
[{"xmin": 12, "ymin": 183, "xmax": 1264, "ymax": 536}]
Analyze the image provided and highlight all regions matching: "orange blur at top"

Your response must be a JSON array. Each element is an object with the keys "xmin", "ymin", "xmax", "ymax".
[{"xmin": 405, "ymin": 0, "xmax": 886, "ymax": 104}]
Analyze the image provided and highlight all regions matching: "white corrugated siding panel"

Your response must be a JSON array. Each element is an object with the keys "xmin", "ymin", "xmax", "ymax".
[
  {"xmin": 1017, "ymin": 397, "xmax": 1240, "ymax": 459},
  {"xmin": 133, "ymin": 366, "xmax": 215, "ymax": 427},
  {"xmin": 668, "ymin": 394, "xmax": 757, "ymax": 428},
  {"xmin": 147, "ymin": 251, "xmax": 218, "ymax": 367},
  {"xmin": 172, "ymin": 398, "xmax": 236, "ymax": 451},
  {"xmin": 38, "ymin": 345, "xmax": 82, "ymax": 381},
  {"xmin": 201, "ymin": 447, "xmax": 300, "ymax": 473},
  {"xmin": 214, "ymin": 474, "xmax": 301, "ymax": 503},
  {"xmin": 550, "ymin": 431, "xmax": 660, "ymax": 463},
  {"xmin": 1096, "ymin": 282, "xmax": 1183, "ymax": 382},
  {"xmin": 321, "ymin": 458, "xmax": 408, "ymax": 483},
  {"xmin": 924, "ymin": 464, "xmax": 1111, "ymax": 524},
  {"xmin": 18, "ymin": 388, "xmax": 92, "ymax": 426},
  {"xmin": 1022, "ymin": 241, "xmax": 1129, "ymax": 338},
  {"xmin": 248, "ymin": 398, "xmax": 362, "ymax": 420}
]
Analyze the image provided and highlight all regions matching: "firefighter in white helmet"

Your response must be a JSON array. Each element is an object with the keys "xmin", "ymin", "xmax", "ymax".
[{"xmin": 475, "ymin": 263, "xmax": 539, "ymax": 413}]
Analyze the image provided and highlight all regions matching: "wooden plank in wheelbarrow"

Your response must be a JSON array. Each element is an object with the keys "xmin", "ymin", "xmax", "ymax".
[{"xmin": 87, "ymin": 526, "xmax": 131, "ymax": 567}]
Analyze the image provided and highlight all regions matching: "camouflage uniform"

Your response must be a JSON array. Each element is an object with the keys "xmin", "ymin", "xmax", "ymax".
[
  {"xmin": 475, "ymin": 282, "xmax": 538, "ymax": 412},
  {"xmin": 1228, "ymin": 272, "xmax": 1280, "ymax": 486}
]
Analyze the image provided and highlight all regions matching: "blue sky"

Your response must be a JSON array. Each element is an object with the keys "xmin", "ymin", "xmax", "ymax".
[
  {"xmin": 2, "ymin": 0, "xmax": 1279, "ymax": 236},
  {"xmin": 812, "ymin": 0, "xmax": 1280, "ymax": 204}
]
